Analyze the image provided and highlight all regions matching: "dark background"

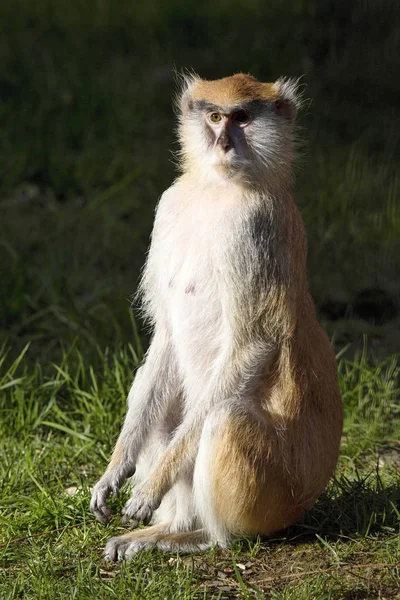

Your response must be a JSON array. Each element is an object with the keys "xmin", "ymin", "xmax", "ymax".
[{"xmin": 1, "ymin": 0, "xmax": 399, "ymax": 363}]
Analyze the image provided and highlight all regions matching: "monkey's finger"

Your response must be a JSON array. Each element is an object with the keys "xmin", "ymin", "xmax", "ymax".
[
  {"xmin": 93, "ymin": 500, "xmax": 112, "ymax": 523},
  {"xmin": 93, "ymin": 505, "xmax": 112, "ymax": 524},
  {"xmin": 120, "ymin": 513, "xmax": 138, "ymax": 528},
  {"xmin": 120, "ymin": 510, "xmax": 129, "ymax": 526},
  {"xmin": 90, "ymin": 489, "xmax": 113, "ymax": 523},
  {"xmin": 111, "ymin": 484, "xmax": 120, "ymax": 498},
  {"xmin": 121, "ymin": 500, "xmax": 142, "ymax": 528},
  {"xmin": 142, "ymin": 513, "xmax": 152, "ymax": 526}
]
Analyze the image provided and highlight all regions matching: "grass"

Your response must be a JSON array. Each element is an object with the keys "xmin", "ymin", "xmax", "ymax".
[{"xmin": 0, "ymin": 342, "xmax": 399, "ymax": 599}]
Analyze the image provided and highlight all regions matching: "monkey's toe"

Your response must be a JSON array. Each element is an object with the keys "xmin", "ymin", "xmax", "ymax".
[
  {"xmin": 124, "ymin": 539, "xmax": 156, "ymax": 557},
  {"xmin": 105, "ymin": 535, "xmax": 155, "ymax": 561},
  {"xmin": 104, "ymin": 536, "xmax": 129, "ymax": 561}
]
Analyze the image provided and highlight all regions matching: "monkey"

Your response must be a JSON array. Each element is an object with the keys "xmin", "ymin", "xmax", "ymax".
[{"xmin": 90, "ymin": 72, "xmax": 343, "ymax": 561}]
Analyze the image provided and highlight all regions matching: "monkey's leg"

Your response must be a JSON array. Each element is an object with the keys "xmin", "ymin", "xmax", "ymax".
[
  {"xmin": 105, "ymin": 472, "xmax": 198, "ymax": 561},
  {"xmin": 121, "ymin": 415, "xmax": 194, "ymax": 530},
  {"xmin": 169, "ymin": 475, "xmax": 196, "ymax": 533},
  {"xmin": 105, "ymin": 527, "xmax": 211, "ymax": 560},
  {"xmin": 104, "ymin": 475, "xmax": 199, "ymax": 561},
  {"xmin": 105, "ymin": 400, "xmax": 295, "ymax": 559},
  {"xmin": 119, "ymin": 341, "xmax": 273, "ymax": 527},
  {"xmin": 90, "ymin": 327, "xmax": 180, "ymax": 523},
  {"xmin": 104, "ymin": 523, "xmax": 170, "ymax": 561},
  {"xmin": 193, "ymin": 401, "xmax": 303, "ymax": 543},
  {"xmin": 105, "ymin": 430, "xmax": 201, "ymax": 561}
]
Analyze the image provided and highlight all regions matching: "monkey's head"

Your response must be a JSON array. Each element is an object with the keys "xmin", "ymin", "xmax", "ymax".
[{"xmin": 177, "ymin": 73, "xmax": 302, "ymax": 187}]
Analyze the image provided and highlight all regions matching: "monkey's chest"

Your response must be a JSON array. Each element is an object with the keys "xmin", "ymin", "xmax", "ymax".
[
  {"xmin": 167, "ymin": 249, "xmax": 221, "ymax": 325},
  {"xmin": 164, "ymin": 240, "xmax": 225, "ymax": 376}
]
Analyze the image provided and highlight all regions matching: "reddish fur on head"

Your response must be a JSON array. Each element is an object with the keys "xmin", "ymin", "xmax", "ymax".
[
  {"xmin": 184, "ymin": 72, "xmax": 301, "ymax": 121},
  {"xmin": 191, "ymin": 73, "xmax": 279, "ymax": 106}
]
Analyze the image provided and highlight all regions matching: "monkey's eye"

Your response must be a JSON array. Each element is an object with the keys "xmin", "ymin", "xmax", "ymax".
[
  {"xmin": 232, "ymin": 110, "xmax": 250, "ymax": 126},
  {"xmin": 209, "ymin": 112, "xmax": 222, "ymax": 123}
]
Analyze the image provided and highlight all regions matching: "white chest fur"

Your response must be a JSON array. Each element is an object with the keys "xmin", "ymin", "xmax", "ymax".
[{"xmin": 151, "ymin": 181, "xmax": 241, "ymax": 386}]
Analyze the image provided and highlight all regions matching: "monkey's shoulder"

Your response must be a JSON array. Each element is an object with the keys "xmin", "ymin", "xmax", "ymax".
[
  {"xmin": 231, "ymin": 202, "xmax": 280, "ymax": 256},
  {"xmin": 241, "ymin": 197, "xmax": 306, "ymax": 255}
]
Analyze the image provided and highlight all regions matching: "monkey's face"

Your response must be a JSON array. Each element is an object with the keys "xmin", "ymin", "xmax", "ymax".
[
  {"xmin": 200, "ymin": 101, "xmax": 293, "ymax": 183},
  {"xmin": 178, "ymin": 73, "xmax": 301, "ymax": 186}
]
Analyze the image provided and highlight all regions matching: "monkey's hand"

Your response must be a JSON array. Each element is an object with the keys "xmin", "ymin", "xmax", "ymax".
[
  {"xmin": 121, "ymin": 483, "xmax": 160, "ymax": 527},
  {"xmin": 90, "ymin": 465, "xmax": 135, "ymax": 524}
]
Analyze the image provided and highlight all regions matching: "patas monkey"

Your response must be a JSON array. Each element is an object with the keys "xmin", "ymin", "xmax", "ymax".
[{"xmin": 90, "ymin": 73, "xmax": 343, "ymax": 560}]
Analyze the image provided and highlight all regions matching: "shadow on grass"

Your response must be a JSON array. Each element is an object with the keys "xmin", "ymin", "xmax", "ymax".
[{"xmin": 284, "ymin": 471, "xmax": 400, "ymax": 542}]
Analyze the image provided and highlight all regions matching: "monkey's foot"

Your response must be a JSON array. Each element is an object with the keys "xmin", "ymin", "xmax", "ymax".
[
  {"xmin": 121, "ymin": 486, "xmax": 158, "ymax": 526},
  {"xmin": 105, "ymin": 534, "xmax": 157, "ymax": 561},
  {"xmin": 104, "ymin": 527, "xmax": 211, "ymax": 561}
]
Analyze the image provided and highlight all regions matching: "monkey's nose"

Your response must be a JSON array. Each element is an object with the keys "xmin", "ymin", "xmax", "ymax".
[{"xmin": 216, "ymin": 130, "xmax": 233, "ymax": 153}]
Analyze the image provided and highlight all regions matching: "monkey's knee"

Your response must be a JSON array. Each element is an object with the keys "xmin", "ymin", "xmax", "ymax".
[{"xmin": 205, "ymin": 409, "xmax": 302, "ymax": 536}]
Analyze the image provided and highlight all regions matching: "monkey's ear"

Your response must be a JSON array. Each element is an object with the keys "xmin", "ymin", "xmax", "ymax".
[
  {"xmin": 175, "ymin": 70, "xmax": 201, "ymax": 116},
  {"xmin": 273, "ymin": 77, "xmax": 304, "ymax": 121}
]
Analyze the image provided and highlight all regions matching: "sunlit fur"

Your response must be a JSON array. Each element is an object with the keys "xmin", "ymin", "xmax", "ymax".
[
  {"xmin": 177, "ymin": 73, "xmax": 302, "ymax": 189},
  {"xmin": 90, "ymin": 72, "xmax": 343, "ymax": 560}
]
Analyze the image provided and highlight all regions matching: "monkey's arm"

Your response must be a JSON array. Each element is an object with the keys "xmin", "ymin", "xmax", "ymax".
[
  {"xmin": 121, "ymin": 334, "xmax": 274, "ymax": 525},
  {"xmin": 90, "ymin": 327, "xmax": 177, "ymax": 523}
]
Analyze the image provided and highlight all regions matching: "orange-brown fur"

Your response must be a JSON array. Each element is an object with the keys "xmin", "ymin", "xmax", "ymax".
[
  {"xmin": 191, "ymin": 73, "xmax": 279, "ymax": 106},
  {"xmin": 106, "ymin": 437, "xmax": 124, "ymax": 472},
  {"xmin": 211, "ymin": 326, "xmax": 342, "ymax": 536}
]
